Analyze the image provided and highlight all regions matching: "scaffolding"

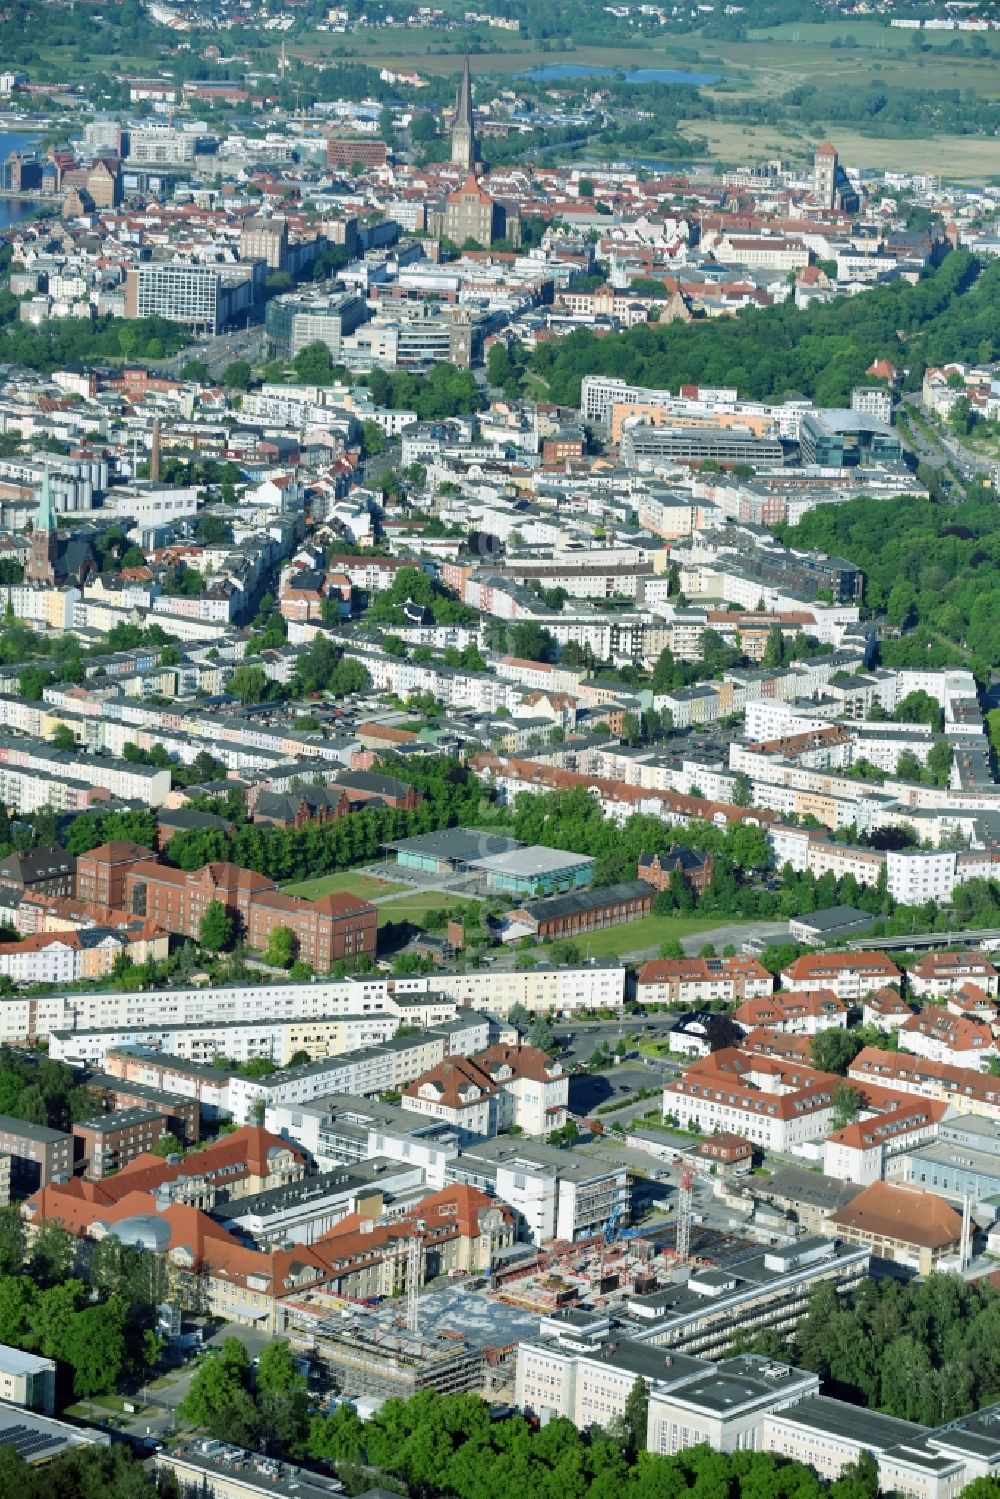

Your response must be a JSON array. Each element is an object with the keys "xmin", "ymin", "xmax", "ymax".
[
  {"xmin": 675, "ymin": 1165, "xmax": 694, "ymax": 1263},
  {"xmin": 406, "ymin": 1227, "xmax": 422, "ymax": 1335}
]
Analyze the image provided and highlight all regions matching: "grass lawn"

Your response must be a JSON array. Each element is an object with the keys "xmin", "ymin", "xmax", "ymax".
[
  {"xmin": 376, "ymin": 890, "xmax": 477, "ymax": 928},
  {"xmin": 64, "ymin": 1395, "xmax": 142, "ymax": 1417},
  {"xmin": 281, "ymin": 872, "xmax": 407, "ymax": 900},
  {"xmin": 548, "ymin": 913, "xmax": 725, "ymax": 959}
]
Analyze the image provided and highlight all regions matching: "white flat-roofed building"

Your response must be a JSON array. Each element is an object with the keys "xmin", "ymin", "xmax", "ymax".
[{"xmin": 0, "ymin": 1345, "xmax": 56, "ymax": 1413}]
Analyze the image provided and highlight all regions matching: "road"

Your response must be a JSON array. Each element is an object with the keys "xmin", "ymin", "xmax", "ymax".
[
  {"xmin": 168, "ymin": 323, "xmax": 266, "ymax": 379},
  {"xmin": 899, "ymin": 393, "xmax": 998, "ymax": 485}
]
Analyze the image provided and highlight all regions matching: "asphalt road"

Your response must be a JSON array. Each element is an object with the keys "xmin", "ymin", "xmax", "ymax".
[{"xmin": 168, "ymin": 323, "xmax": 266, "ymax": 379}]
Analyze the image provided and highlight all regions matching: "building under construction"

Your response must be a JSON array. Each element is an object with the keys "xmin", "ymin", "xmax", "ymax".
[
  {"xmin": 285, "ymin": 1285, "xmax": 542, "ymax": 1402},
  {"xmin": 307, "ymin": 1316, "xmax": 486, "ymax": 1401}
]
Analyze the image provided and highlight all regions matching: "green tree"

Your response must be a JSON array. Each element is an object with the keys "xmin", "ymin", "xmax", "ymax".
[
  {"xmin": 831, "ymin": 1082, "xmax": 864, "ymax": 1130},
  {"xmin": 18, "ymin": 666, "xmax": 52, "ymax": 701},
  {"xmin": 178, "ymin": 1336, "xmax": 251, "ymax": 1428},
  {"xmin": 228, "ymin": 664, "xmax": 269, "ymax": 705},
  {"xmin": 620, "ymin": 712, "xmax": 642, "ymax": 746},
  {"xmin": 731, "ymin": 771, "xmax": 752, "ymax": 807},
  {"xmin": 199, "ymin": 899, "xmax": 234, "ymax": 953},
  {"xmin": 620, "ymin": 1375, "xmax": 649, "ymax": 1461},
  {"xmin": 293, "ymin": 341, "xmax": 335, "ymax": 385},
  {"xmin": 810, "ymin": 1029, "xmax": 864, "ymax": 1076},
  {"xmin": 265, "ymin": 925, "xmax": 298, "ymax": 969},
  {"xmin": 0, "ymin": 1207, "xmax": 24, "ymax": 1277},
  {"xmin": 151, "ymin": 1131, "xmax": 184, "ymax": 1157},
  {"xmin": 223, "ymin": 358, "xmax": 253, "ymax": 391},
  {"xmin": 527, "ymin": 1016, "xmax": 555, "ymax": 1051},
  {"xmin": 49, "ymin": 722, "xmax": 76, "ymax": 751},
  {"xmin": 762, "ymin": 624, "xmax": 785, "ymax": 668}
]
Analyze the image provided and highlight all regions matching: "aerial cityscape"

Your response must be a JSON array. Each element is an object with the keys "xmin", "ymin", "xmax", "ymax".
[{"xmin": 0, "ymin": 0, "xmax": 999, "ymax": 1496}]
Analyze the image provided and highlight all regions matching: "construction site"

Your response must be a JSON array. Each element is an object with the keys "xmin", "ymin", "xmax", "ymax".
[{"xmin": 278, "ymin": 1164, "xmax": 769, "ymax": 1401}]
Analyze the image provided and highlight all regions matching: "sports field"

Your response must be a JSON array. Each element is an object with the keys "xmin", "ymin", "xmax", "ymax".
[{"xmin": 527, "ymin": 914, "xmax": 723, "ymax": 960}]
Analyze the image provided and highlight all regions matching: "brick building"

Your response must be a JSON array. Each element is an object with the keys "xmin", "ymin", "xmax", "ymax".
[
  {"xmin": 73, "ymin": 1107, "xmax": 170, "ymax": 1179},
  {"xmin": 118, "ymin": 858, "xmax": 377, "ymax": 968},
  {"xmin": 75, "ymin": 840, "xmax": 150, "ymax": 908},
  {"xmin": 637, "ymin": 847, "xmax": 714, "ymax": 895},
  {"xmin": 504, "ymin": 881, "xmax": 654, "ymax": 943},
  {"xmin": 123, "ymin": 860, "xmax": 278, "ymax": 939},
  {"xmin": 0, "ymin": 1117, "xmax": 73, "ymax": 1195},
  {"xmin": 89, "ymin": 1073, "xmax": 200, "ymax": 1145},
  {"xmin": 246, "ymin": 890, "xmax": 378, "ymax": 971},
  {"xmin": 326, "ymin": 137, "xmax": 388, "ymax": 171}
]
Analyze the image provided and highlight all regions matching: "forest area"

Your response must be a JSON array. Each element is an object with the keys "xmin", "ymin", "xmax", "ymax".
[{"xmin": 530, "ymin": 252, "xmax": 994, "ymax": 408}]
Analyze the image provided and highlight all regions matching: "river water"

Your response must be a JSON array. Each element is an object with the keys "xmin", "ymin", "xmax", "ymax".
[{"xmin": 0, "ymin": 130, "xmax": 43, "ymax": 231}]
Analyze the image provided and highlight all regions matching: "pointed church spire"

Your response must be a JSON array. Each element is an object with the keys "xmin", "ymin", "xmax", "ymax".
[
  {"xmin": 35, "ymin": 463, "xmax": 55, "ymax": 534},
  {"xmin": 455, "ymin": 54, "xmax": 472, "ymax": 128},
  {"xmin": 450, "ymin": 55, "xmax": 478, "ymax": 172}
]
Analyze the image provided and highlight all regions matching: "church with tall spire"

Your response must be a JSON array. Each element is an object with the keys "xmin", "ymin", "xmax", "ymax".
[
  {"xmin": 450, "ymin": 55, "xmax": 479, "ymax": 172},
  {"xmin": 27, "ymin": 467, "xmax": 57, "ymax": 585},
  {"xmin": 25, "ymin": 467, "xmax": 97, "ymax": 587}
]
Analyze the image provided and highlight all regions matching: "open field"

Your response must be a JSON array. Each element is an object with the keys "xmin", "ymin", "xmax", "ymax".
[
  {"xmin": 281, "ymin": 871, "xmax": 407, "ymax": 900},
  {"xmin": 530, "ymin": 913, "xmax": 724, "ymax": 959},
  {"xmin": 291, "ymin": 18, "xmax": 1000, "ymax": 179},
  {"xmin": 675, "ymin": 118, "xmax": 1000, "ymax": 177},
  {"xmin": 376, "ymin": 890, "xmax": 476, "ymax": 927}
]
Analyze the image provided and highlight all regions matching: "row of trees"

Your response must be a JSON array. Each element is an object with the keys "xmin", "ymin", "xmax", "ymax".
[{"xmin": 162, "ymin": 756, "xmax": 494, "ymax": 885}]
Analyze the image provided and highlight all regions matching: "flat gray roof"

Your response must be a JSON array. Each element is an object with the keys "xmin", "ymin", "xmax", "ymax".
[
  {"xmin": 386, "ymin": 829, "xmax": 522, "ymax": 863},
  {"xmin": 0, "ymin": 1347, "xmax": 53, "ymax": 1376},
  {"xmin": 469, "ymin": 846, "xmax": 594, "ymax": 878}
]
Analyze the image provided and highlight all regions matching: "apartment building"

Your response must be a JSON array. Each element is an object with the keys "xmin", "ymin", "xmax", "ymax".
[
  {"xmin": 73, "ymin": 1107, "xmax": 170, "ymax": 1179},
  {"xmin": 637, "ymin": 957, "xmax": 774, "ymax": 1007},
  {"xmin": 734, "ymin": 990, "xmax": 847, "ymax": 1036},
  {"xmin": 849, "ymin": 1046, "xmax": 1000, "ymax": 1123},
  {"xmin": 0, "ymin": 1116, "xmax": 73, "ymax": 1194},
  {"xmin": 823, "ymin": 1099, "xmax": 945, "ymax": 1187},
  {"xmin": 663, "ymin": 1070, "xmax": 836, "ymax": 1152},
  {"xmin": 781, "ymin": 951, "xmax": 903, "ymax": 1001},
  {"xmin": 908, "ymin": 952, "xmax": 1000, "ymax": 1000},
  {"xmin": 401, "ymin": 1056, "xmax": 499, "ymax": 1143},
  {"xmin": 401, "ymin": 1045, "xmax": 568, "ymax": 1142},
  {"xmin": 898, "ymin": 1009, "xmax": 999, "ymax": 1071}
]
